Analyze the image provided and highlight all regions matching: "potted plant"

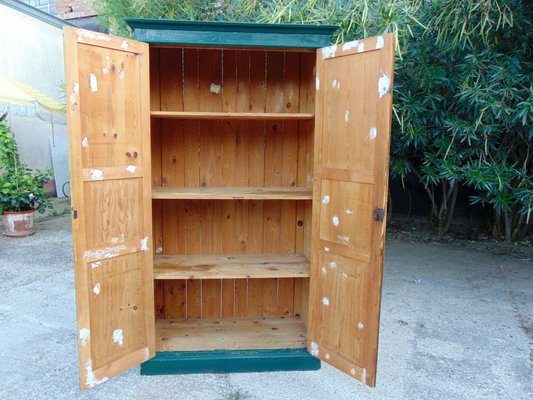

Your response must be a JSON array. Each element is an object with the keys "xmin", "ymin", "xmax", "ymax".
[{"xmin": 0, "ymin": 113, "xmax": 52, "ymax": 237}]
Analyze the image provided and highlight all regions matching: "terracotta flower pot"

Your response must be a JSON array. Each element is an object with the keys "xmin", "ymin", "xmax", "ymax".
[{"xmin": 2, "ymin": 209, "xmax": 36, "ymax": 237}]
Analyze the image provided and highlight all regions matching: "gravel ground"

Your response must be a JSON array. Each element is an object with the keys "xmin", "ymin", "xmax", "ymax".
[{"xmin": 0, "ymin": 215, "xmax": 531, "ymax": 400}]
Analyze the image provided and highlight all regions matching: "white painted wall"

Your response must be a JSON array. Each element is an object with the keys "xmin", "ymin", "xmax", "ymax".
[
  {"xmin": 0, "ymin": 4, "xmax": 68, "ymax": 195},
  {"xmin": 0, "ymin": 4, "xmax": 65, "ymax": 100}
]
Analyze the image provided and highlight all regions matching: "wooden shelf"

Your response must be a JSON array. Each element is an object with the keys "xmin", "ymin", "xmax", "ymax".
[
  {"xmin": 150, "ymin": 111, "xmax": 314, "ymax": 120},
  {"xmin": 156, "ymin": 317, "xmax": 306, "ymax": 351},
  {"xmin": 154, "ymin": 253, "xmax": 310, "ymax": 280},
  {"xmin": 152, "ymin": 186, "xmax": 313, "ymax": 200}
]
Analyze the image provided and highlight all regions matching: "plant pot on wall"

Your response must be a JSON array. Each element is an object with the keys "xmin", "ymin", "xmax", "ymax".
[{"xmin": 2, "ymin": 209, "xmax": 36, "ymax": 237}]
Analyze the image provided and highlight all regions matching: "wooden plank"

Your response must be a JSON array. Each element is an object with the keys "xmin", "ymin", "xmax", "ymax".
[
  {"xmin": 154, "ymin": 253, "xmax": 310, "ymax": 279},
  {"xmin": 156, "ymin": 317, "xmax": 307, "ymax": 351},
  {"xmin": 198, "ymin": 49, "xmax": 225, "ymax": 319},
  {"xmin": 221, "ymin": 279, "xmax": 235, "ymax": 318},
  {"xmin": 234, "ymin": 278, "xmax": 248, "ymax": 317},
  {"xmin": 163, "ymin": 280, "xmax": 186, "ymax": 319},
  {"xmin": 152, "ymin": 186, "xmax": 312, "ymax": 200},
  {"xmin": 150, "ymin": 48, "xmax": 164, "ymax": 255},
  {"xmin": 247, "ymin": 51, "xmax": 268, "ymax": 318},
  {"xmin": 221, "ymin": 53, "xmax": 239, "ymax": 317},
  {"xmin": 150, "ymin": 111, "xmax": 314, "ymax": 120}
]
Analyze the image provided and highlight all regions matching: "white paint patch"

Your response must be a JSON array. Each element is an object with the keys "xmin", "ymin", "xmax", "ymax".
[
  {"xmin": 358, "ymin": 322, "xmax": 364, "ymax": 330},
  {"xmin": 325, "ymin": 353, "xmax": 331, "ymax": 360},
  {"xmin": 337, "ymin": 234, "xmax": 350, "ymax": 244},
  {"xmin": 322, "ymin": 297, "xmax": 330, "ymax": 306},
  {"xmin": 324, "ymin": 246, "xmax": 330, "ymax": 253},
  {"xmin": 357, "ymin": 42, "xmax": 365, "ymax": 53},
  {"xmin": 92, "ymin": 283, "xmax": 101, "ymax": 295},
  {"xmin": 81, "ymin": 137, "xmax": 89, "ymax": 148},
  {"xmin": 140, "ymin": 236, "xmax": 149, "ymax": 252},
  {"xmin": 155, "ymin": 246, "xmax": 163, "ymax": 254},
  {"xmin": 329, "ymin": 261, "xmax": 337, "ymax": 270},
  {"xmin": 89, "ymin": 73, "xmax": 98, "ymax": 92},
  {"xmin": 80, "ymin": 31, "xmax": 111, "ymax": 42},
  {"xmin": 126, "ymin": 165, "xmax": 136, "ymax": 173},
  {"xmin": 322, "ymin": 195, "xmax": 330, "ymax": 205},
  {"xmin": 310, "ymin": 341, "xmax": 319, "ymax": 356},
  {"xmin": 111, "ymin": 234, "xmax": 125, "ymax": 244},
  {"xmin": 118, "ymin": 70, "xmax": 125, "ymax": 80},
  {"xmin": 321, "ymin": 44, "xmax": 337, "ymax": 59},
  {"xmin": 378, "ymin": 73, "xmax": 391, "ymax": 98},
  {"xmin": 113, "ymin": 329, "xmax": 124, "ymax": 346},
  {"xmin": 322, "ymin": 266, "xmax": 327, "ymax": 275},
  {"xmin": 91, "ymin": 261, "xmax": 101, "ymax": 269},
  {"xmin": 350, "ymin": 368, "xmax": 356, "ymax": 376},
  {"xmin": 315, "ymin": 77, "xmax": 320, "ymax": 91},
  {"xmin": 361, "ymin": 368, "xmax": 367, "ymax": 384},
  {"xmin": 102, "ymin": 56, "xmax": 110, "ymax": 74},
  {"xmin": 209, "ymin": 83, "xmax": 221, "ymax": 94},
  {"xmin": 332, "ymin": 215, "xmax": 340, "ymax": 227},
  {"xmin": 3, "ymin": 212, "xmax": 32, "ymax": 233},
  {"xmin": 332, "ymin": 79, "xmax": 337, "ymax": 88},
  {"xmin": 346, "ymin": 209, "xmax": 354, "ymax": 215},
  {"xmin": 90, "ymin": 168, "xmax": 103, "ymax": 180},
  {"xmin": 344, "ymin": 110, "xmax": 349, "ymax": 123},
  {"xmin": 73, "ymin": 82, "xmax": 79, "ymax": 94},
  {"xmin": 70, "ymin": 93, "xmax": 76, "ymax": 104},
  {"xmin": 342, "ymin": 40, "xmax": 359, "ymax": 51},
  {"xmin": 79, "ymin": 328, "xmax": 90, "ymax": 346},
  {"xmin": 84, "ymin": 245, "xmax": 127, "ymax": 260},
  {"xmin": 85, "ymin": 361, "xmax": 108, "ymax": 388},
  {"xmin": 376, "ymin": 35, "xmax": 384, "ymax": 49},
  {"xmin": 369, "ymin": 127, "xmax": 377, "ymax": 140},
  {"xmin": 121, "ymin": 40, "xmax": 129, "ymax": 49},
  {"xmin": 342, "ymin": 272, "xmax": 348, "ymax": 280}
]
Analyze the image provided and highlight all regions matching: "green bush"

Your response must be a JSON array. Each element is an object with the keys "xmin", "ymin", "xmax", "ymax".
[
  {"xmin": 93, "ymin": 0, "xmax": 532, "ymax": 240},
  {"xmin": 0, "ymin": 114, "xmax": 52, "ymax": 215}
]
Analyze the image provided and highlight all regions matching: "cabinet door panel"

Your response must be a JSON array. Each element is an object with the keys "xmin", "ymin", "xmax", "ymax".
[
  {"xmin": 309, "ymin": 34, "xmax": 394, "ymax": 387},
  {"xmin": 64, "ymin": 26, "xmax": 154, "ymax": 391}
]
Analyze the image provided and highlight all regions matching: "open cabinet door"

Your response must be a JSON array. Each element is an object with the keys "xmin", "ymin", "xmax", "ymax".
[
  {"xmin": 64, "ymin": 27, "xmax": 155, "ymax": 390},
  {"xmin": 308, "ymin": 34, "xmax": 395, "ymax": 387}
]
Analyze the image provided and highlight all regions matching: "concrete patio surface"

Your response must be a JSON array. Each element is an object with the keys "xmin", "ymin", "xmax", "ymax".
[{"xmin": 0, "ymin": 215, "xmax": 531, "ymax": 400}]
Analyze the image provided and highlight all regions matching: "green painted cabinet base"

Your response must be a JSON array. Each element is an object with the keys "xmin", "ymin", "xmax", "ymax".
[{"xmin": 141, "ymin": 348, "xmax": 321, "ymax": 375}]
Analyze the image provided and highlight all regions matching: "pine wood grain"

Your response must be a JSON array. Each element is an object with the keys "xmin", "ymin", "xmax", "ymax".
[
  {"xmin": 154, "ymin": 253, "xmax": 310, "ymax": 279},
  {"xmin": 65, "ymin": 26, "xmax": 154, "ymax": 391},
  {"xmin": 151, "ymin": 111, "xmax": 314, "ymax": 120},
  {"xmin": 152, "ymin": 186, "xmax": 312, "ymax": 200},
  {"xmin": 156, "ymin": 317, "xmax": 307, "ymax": 351},
  {"xmin": 308, "ymin": 34, "xmax": 395, "ymax": 387}
]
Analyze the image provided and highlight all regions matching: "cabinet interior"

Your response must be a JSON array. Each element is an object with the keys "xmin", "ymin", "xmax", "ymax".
[{"xmin": 149, "ymin": 46, "xmax": 317, "ymax": 351}]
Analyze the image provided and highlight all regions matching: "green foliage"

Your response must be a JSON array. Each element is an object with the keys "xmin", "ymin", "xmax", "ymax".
[
  {"xmin": 93, "ymin": 0, "xmax": 419, "ymax": 48},
  {"xmin": 0, "ymin": 114, "xmax": 52, "ymax": 215},
  {"xmin": 93, "ymin": 0, "xmax": 532, "ymax": 240},
  {"xmin": 392, "ymin": 0, "xmax": 532, "ymax": 240}
]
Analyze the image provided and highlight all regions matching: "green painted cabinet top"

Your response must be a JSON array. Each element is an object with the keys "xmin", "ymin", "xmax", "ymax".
[{"xmin": 125, "ymin": 18, "xmax": 338, "ymax": 49}]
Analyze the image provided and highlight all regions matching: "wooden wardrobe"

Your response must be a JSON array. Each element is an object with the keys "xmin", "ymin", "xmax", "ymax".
[{"xmin": 64, "ymin": 20, "xmax": 394, "ymax": 391}]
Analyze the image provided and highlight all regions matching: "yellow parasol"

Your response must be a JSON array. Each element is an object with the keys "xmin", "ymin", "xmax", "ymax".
[{"xmin": 0, "ymin": 74, "xmax": 64, "ymax": 114}]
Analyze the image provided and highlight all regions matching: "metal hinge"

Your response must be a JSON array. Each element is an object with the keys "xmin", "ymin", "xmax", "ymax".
[{"xmin": 373, "ymin": 207, "xmax": 385, "ymax": 222}]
